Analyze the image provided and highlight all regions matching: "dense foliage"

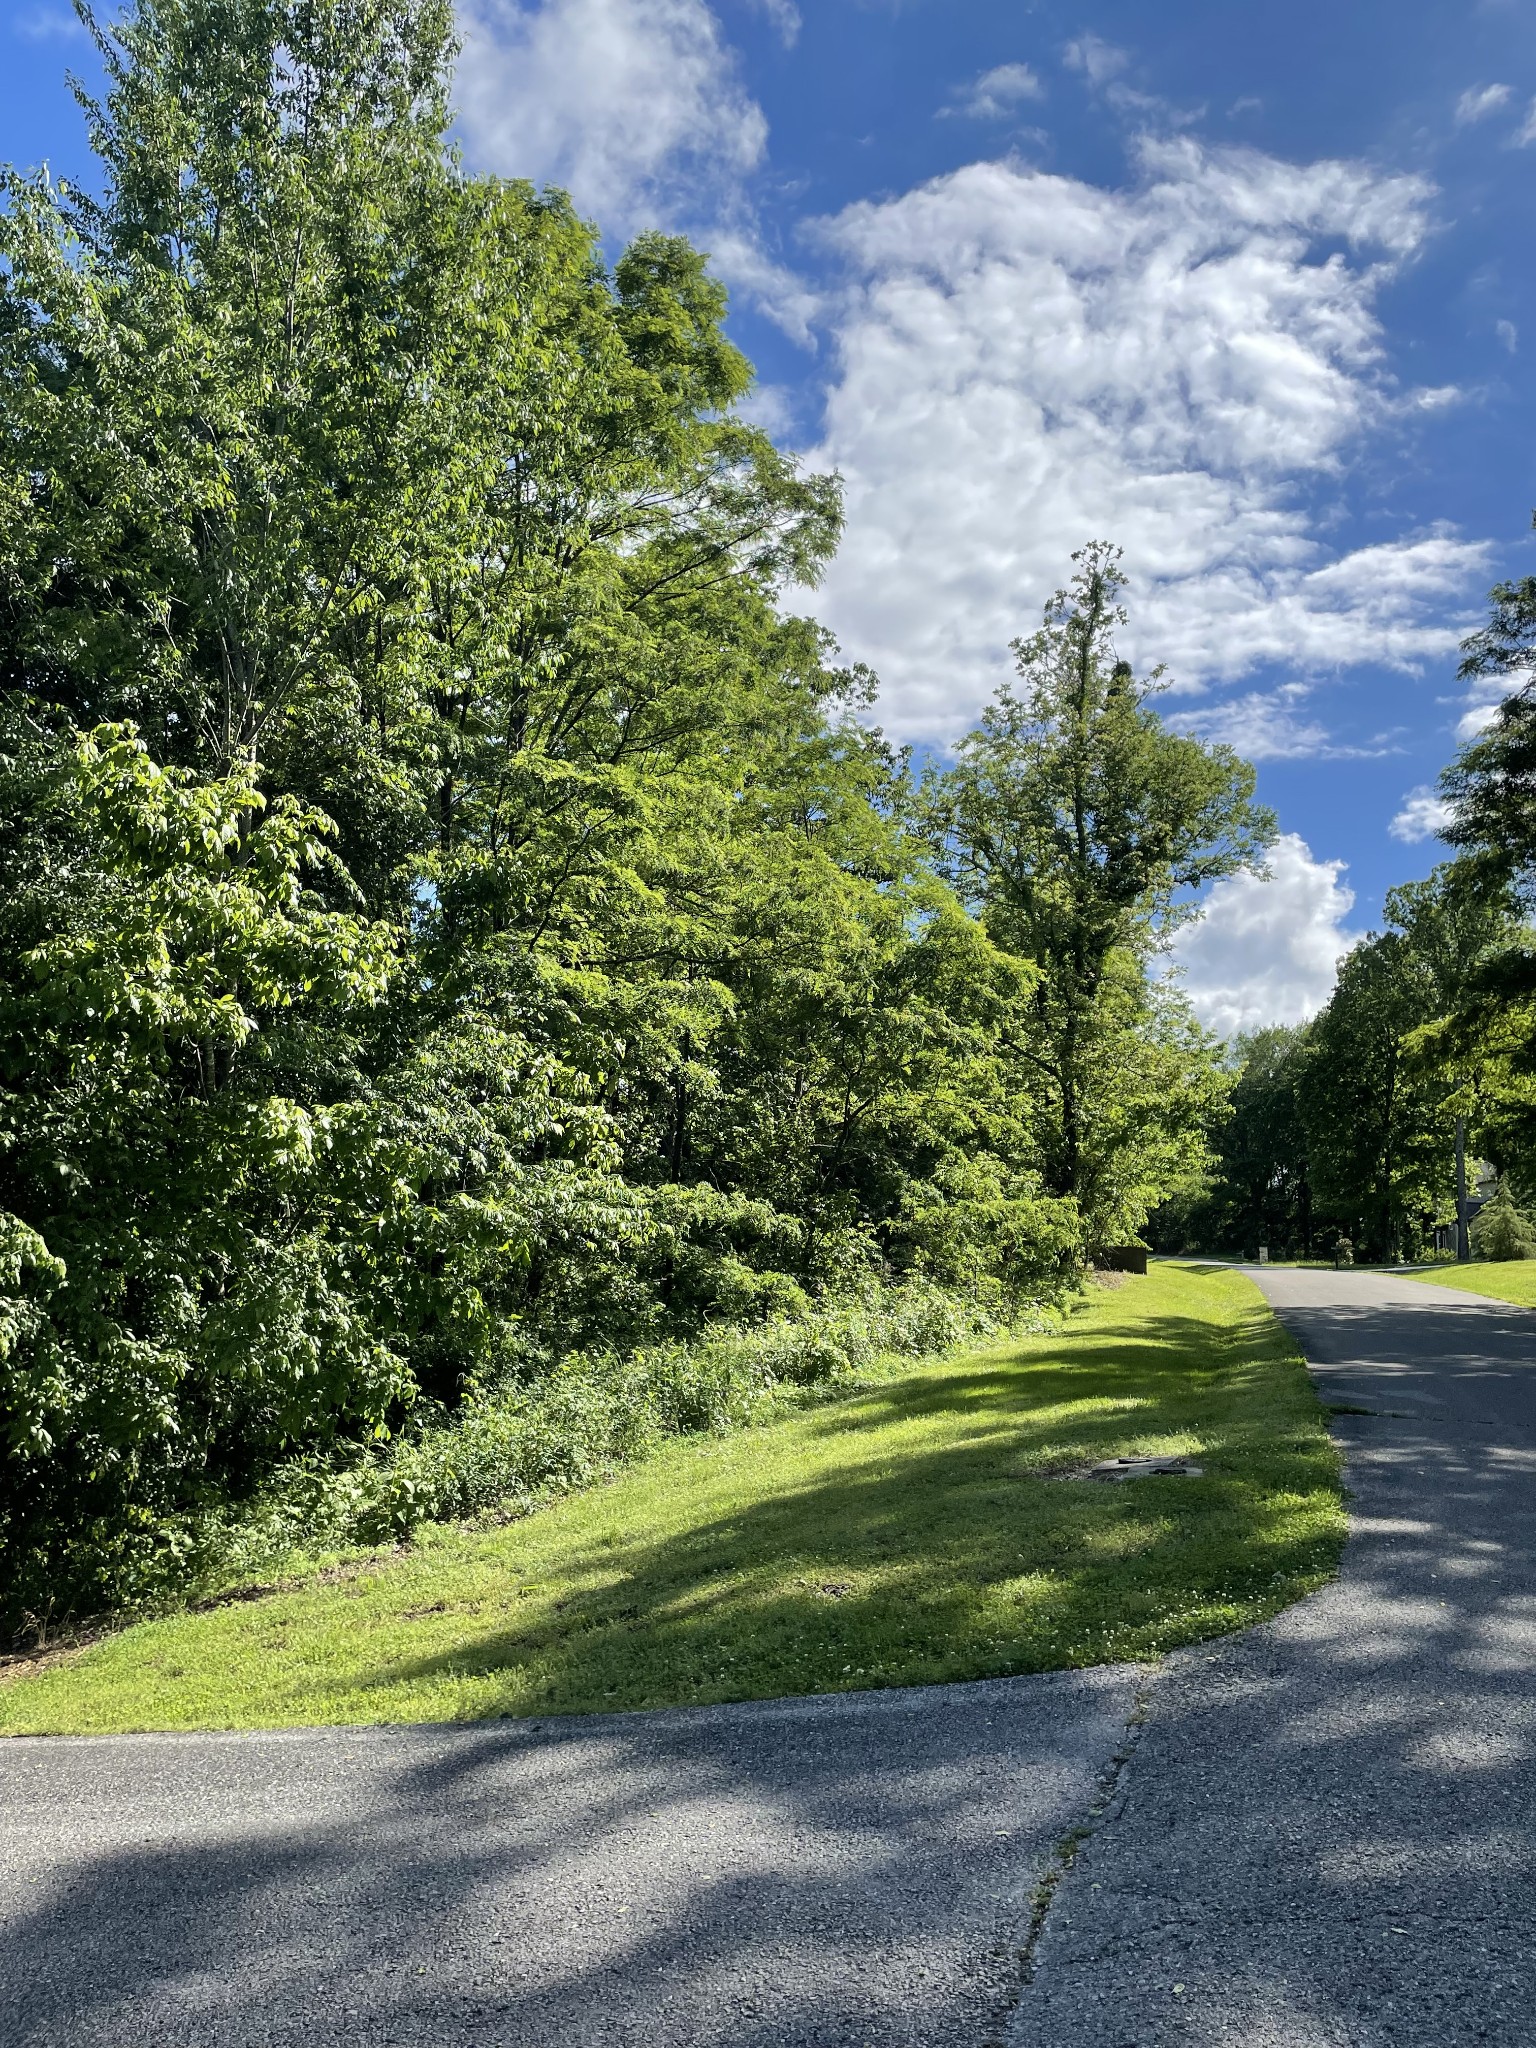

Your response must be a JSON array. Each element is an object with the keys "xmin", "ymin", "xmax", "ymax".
[
  {"xmin": 1161, "ymin": 542, "xmax": 1536, "ymax": 1264},
  {"xmin": 936, "ymin": 545, "xmax": 1269, "ymax": 1240},
  {"xmin": 1157, "ymin": 868, "xmax": 1523, "ymax": 1263},
  {"xmin": 0, "ymin": 0, "xmax": 1261, "ymax": 1634}
]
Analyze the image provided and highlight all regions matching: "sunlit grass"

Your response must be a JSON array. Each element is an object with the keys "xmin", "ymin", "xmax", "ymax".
[
  {"xmin": 0, "ymin": 1263, "xmax": 1344, "ymax": 1735},
  {"xmin": 1407, "ymin": 1259, "xmax": 1536, "ymax": 1307}
]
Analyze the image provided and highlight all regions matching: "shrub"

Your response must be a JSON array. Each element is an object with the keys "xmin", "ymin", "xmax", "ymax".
[
  {"xmin": 196, "ymin": 1276, "xmax": 1038, "ymax": 1600},
  {"xmin": 1470, "ymin": 1186, "xmax": 1536, "ymax": 1262}
]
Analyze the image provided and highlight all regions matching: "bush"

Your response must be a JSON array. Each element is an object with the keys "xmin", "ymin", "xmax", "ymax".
[
  {"xmin": 191, "ymin": 1276, "xmax": 1039, "ymax": 1602},
  {"xmin": 1470, "ymin": 1187, "xmax": 1536, "ymax": 1262}
]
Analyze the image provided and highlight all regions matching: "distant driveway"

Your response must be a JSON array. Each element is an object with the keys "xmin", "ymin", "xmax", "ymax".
[{"xmin": 1009, "ymin": 1265, "xmax": 1536, "ymax": 2046}]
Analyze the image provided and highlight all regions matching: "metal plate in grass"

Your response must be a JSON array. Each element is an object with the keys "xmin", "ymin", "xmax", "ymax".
[{"xmin": 1087, "ymin": 1456, "xmax": 1204, "ymax": 1482}]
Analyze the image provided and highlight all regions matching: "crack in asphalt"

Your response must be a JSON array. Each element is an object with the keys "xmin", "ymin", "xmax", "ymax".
[
  {"xmin": 10, "ymin": 1268, "xmax": 1531, "ymax": 2046},
  {"xmin": 1006, "ymin": 1266, "xmax": 1536, "ymax": 2048},
  {"xmin": 0, "ymin": 1670, "xmax": 1145, "ymax": 2046},
  {"xmin": 984, "ymin": 1674, "xmax": 1159, "ymax": 2048}
]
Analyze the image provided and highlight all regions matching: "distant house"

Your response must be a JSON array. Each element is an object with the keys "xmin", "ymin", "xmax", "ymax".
[{"xmin": 1430, "ymin": 1160, "xmax": 1498, "ymax": 1255}]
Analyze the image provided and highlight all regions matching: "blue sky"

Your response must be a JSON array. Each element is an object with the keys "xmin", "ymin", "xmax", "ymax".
[{"xmin": 6, "ymin": 0, "xmax": 1536, "ymax": 1030}]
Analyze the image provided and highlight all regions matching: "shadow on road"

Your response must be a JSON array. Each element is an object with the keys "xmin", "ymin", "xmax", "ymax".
[
  {"xmin": 1, "ymin": 1666, "xmax": 1132, "ymax": 2047},
  {"xmin": 14, "ymin": 1284, "xmax": 1528, "ymax": 2046},
  {"xmin": 0, "ymin": 1288, "xmax": 1325, "ymax": 2048},
  {"xmin": 1012, "ymin": 1281, "xmax": 1536, "ymax": 2046}
]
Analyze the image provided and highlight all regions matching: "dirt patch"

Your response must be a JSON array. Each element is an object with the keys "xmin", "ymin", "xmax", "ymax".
[
  {"xmin": 0, "ymin": 1636, "xmax": 93, "ymax": 1687},
  {"xmin": 195, "ymin": 1544, "xmax": 411, "ymax": 1614}
]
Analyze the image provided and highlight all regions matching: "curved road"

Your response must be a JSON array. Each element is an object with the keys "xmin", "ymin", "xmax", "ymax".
[
  {"xmin": 1010, "ymin": 1263, "xmax": 1536, "ymax": 2046},
  {"xmin": 4, "ymin": 1266, "xmax": 1536, "ymax": 2044}
]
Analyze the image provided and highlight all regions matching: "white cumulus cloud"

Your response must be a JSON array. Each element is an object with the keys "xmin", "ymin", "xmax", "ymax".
[
  {"xmin": 1388, "ymin": 785, "xmax": 1454, "ymax": 843},
  {"xmin": 805, "ymin": 140, "xmax": 1492, "ymax": 742},
  {"xmin": 452, "ymin": 0, "xmax": 817, "ymax": 331},
  {"xmin": 943, "ymin": 63, "xmax": 1044, "ymax": 121},
  {"xmin": 1169, "ymin": 834, "xmax": 1364, "ymax": 1037},
  {"xmin": 456, "ymin": 0, "xmax": 765, "ymax": 226},
  {"xmin": 1455, "ymin": 672, "xmax": 1524, "ymax": 741},
  {"xmin": 1455, "ymin": 83, "xmax": 1512, "ymax": 125}
]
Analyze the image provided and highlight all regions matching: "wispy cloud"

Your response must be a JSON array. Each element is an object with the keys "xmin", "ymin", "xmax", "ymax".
[
  {"xmin": 744, "ymin": 0, "xmax": 798, "ymax": 49},
  {"xmin": 1063, "ymin": 31, "xmax": 1201, "ymax": 126},
  {"xmin": 12, "ymin": 4, "xmax": 86, "ymax": 39},
  {"xmin": 1166, "ymin": 687, "xmax": 1391, "ymax": 762},
  {"xmin": 1063, "ymin": 33, "xmax": 1129, "ymax": 90},
  {"xmin": 941, "ymin": 62, "xmax": 1044, "ymax": 121},
  {"xmin": 1455, "ymin": 82, "xmax": 1512, "ymax": 124}
]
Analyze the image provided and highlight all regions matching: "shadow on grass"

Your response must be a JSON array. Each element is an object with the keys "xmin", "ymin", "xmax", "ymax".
[
  {"xmin": 1012, "ymin": 1280, "xmax": 1536, "ymax": 2041},
  {"xmin": 335, "ymin": 1301, "xmax": 1341, "ymax": 1718},
  {"xmin": 11, "ymin": 1281, "xmax": 1536, "ymax": 2046},
  {"xmin": 0, "ymin": 1291, "xmax": 1336, "ymax": 2045}
]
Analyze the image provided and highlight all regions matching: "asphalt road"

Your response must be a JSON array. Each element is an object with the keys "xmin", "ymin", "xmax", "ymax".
[
  {"xmin": 0, "ymin": 1667, "xmax": 1142, "ymax": 2047},
  {"xmin": 1009, "ymin": 1264, "xmax": 1536, "ymax": 2046},
  {"xmin": 7, "ymin": 1265, "xmax": 1536, "ymax": 2047}
]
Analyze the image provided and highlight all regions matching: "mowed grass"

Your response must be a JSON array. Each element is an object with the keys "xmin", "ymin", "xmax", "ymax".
[
  {"xmin": 0, "ymin": 1262, "xmax": 1344, "ymax": 1735},
  {"xmin": 1408, "ymin": 1259, "xmax": 1536, "ymax": 1307}
]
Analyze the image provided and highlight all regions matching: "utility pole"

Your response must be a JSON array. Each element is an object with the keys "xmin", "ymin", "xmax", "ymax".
[{"xmin": 1456, "ymin": 1116, "xmax": 1470, "ymax": 1262}]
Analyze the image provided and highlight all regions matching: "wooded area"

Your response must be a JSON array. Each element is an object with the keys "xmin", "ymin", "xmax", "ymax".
[
  {"xmin": 0, "ymin": 0, "xmax": 1272, "ymax": 1634},
  {"xmin": 1161, "ymin": 662, "xmax": 1536, "ymax": 1266},
  {"xmin": 1, "ymin": 0, "xmax": 1530, "ymax": 1643}
]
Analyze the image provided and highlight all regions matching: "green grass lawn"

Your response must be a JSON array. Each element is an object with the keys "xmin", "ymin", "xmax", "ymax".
[
  {"xmin": 0, "ymin": 1262, "xmax": 1344, "ymax": 1735},
  {"xmin": 1406, "ymin": 1259, "xmax": 1536, "ymax": 1307}
]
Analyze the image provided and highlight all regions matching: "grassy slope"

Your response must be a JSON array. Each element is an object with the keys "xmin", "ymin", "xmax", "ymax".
[
  {"xmin": 0, "ymin": 1263, "xmax": 1344, "ymax": 1735},
  {"xmin": 1406, "ymin": 1260, "xmax": 1536, "ymax": 1307}
]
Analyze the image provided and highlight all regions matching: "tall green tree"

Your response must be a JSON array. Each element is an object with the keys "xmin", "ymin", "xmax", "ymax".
[
  {"xmin": 2, "ymin": 0, "xmax": 467, "ymax": 799},
  {"xmin": 938, "ymin": 544, "xmax": 1272, "ymax": 1240},
  {"xmin": 0, "ymin": 0, "xmax": 1097, "ymax": 1626},
  {"xmin": 1159, "ymin": 1025, "xmax": 1314, "ymax": 1258},
  {"xmin": 1299, "ymin": 929, "xmax": 1436, "ymax": 1261},
  {"xmin": 1176, "ymin": 545, "xmax": 1536, "ymax": 1263},
  {"xmin": 1408, "ymin": 597, "xmax": 1536, "ymax": 1189},
  {"xmin": 1442, "ymin": 553, "xmax": 1536, "ymax": 899}
]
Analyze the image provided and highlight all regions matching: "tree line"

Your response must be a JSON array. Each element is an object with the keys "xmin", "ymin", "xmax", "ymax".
[
  {"xmin": 1159, "ymin": 581, "xmax": 1536, "ymax": 1266},
  {"xmin": 0, "ymin": 0, "xmax": 1266, "ymax": 1632}
]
